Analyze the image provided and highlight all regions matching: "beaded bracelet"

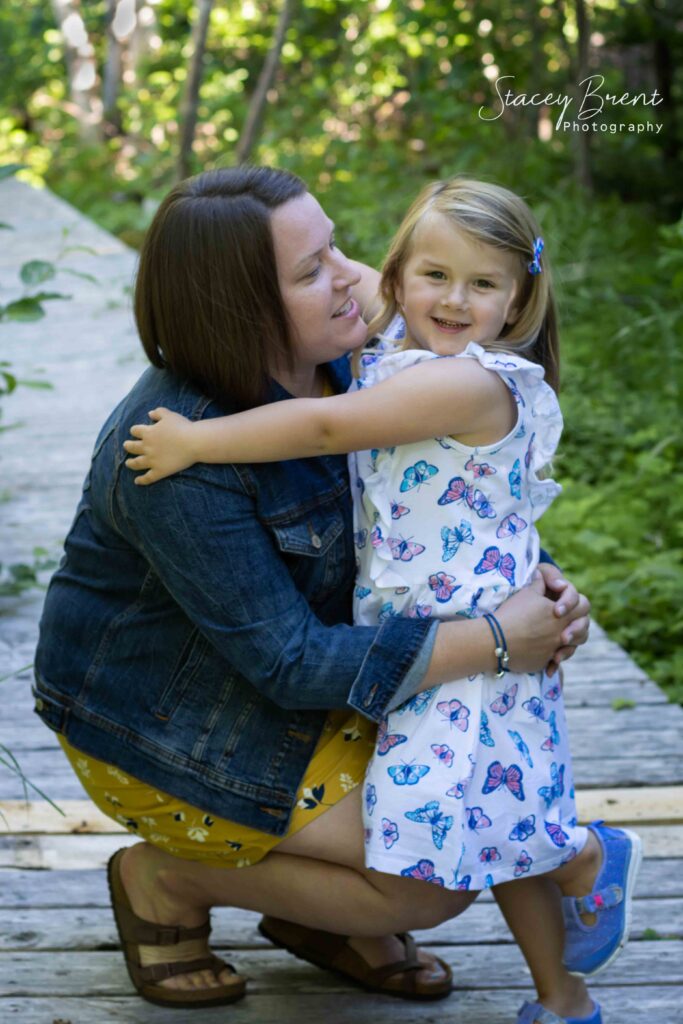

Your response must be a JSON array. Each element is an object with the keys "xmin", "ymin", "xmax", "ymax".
[{"xmin": 483, "ymin": 613, "xmax": 510, "ymax": 678}]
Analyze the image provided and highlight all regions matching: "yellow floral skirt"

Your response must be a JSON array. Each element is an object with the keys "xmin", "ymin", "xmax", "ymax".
[{"xmin": 58, "ymin": 709, "xmax": 376, "ymax": 869}]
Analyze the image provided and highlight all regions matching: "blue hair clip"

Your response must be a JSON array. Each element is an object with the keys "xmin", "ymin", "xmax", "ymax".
[{"xmin": 528, "ymin": 237, "xmax": 544, "ymax": 275}]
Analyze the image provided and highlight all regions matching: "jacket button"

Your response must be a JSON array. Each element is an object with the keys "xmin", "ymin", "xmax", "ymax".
[
  {"xmin": 310, "ymin": 533, "xmax": 322, "ymax": 549},
  {"xmin": 34, "ymin": 698, "xmax": 45, "ymax": 711}
]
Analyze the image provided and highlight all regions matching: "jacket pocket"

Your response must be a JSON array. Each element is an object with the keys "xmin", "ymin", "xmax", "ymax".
[
  {"xmin": 272, "ymin": 509, "xmax": 344, "ymax": 558},
  {"xmin": 152, "ymin": 629, "xmax": 210, "ymax": 722}
]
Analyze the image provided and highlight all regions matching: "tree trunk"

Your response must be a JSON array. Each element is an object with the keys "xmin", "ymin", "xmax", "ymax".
[
  {"xmin": 102, "ymin": 0, "xmax": 124, "ymax": 134},
  {"xmin": 235, "ymin": 0, "xmax": 294, "ymax": 165},
  {"xmin": 177, "ymin": 0, "xmax": 215, "ymax": 181},
  {"xmin": 50, "ymin": 0, "xmax": 102, "ymax": 141},
  {"xmin": 574, "ymin": 0, "xmax": 593, "ymax": 191}
]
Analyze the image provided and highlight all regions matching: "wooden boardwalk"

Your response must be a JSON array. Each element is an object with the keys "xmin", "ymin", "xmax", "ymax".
[{"xmin": 1, "ymin": 179, "xmax": 682, "ymax": 1023}]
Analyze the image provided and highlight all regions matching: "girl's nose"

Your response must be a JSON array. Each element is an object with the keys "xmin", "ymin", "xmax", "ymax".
[{"xmin": 444, "ymin": 283, "xmax": 468, "ymax": 308}]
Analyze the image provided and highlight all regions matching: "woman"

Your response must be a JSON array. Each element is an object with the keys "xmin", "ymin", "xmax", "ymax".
[{"xmin": 34, "ymin": 166, "xmax": 590, "ymax": 1010}]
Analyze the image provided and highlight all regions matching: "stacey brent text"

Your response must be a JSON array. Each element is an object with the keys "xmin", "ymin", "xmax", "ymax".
[{"xmin": 479, "ymin": 75, "xmax": 663, "ymax": 131}]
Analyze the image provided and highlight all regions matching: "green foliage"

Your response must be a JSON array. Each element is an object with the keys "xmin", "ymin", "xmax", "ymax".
[{"xmin": 0, "ymin": 548, "xmax": 58, "ymax": 597}]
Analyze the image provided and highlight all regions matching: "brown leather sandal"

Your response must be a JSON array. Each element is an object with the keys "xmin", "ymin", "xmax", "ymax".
[
  {"xmin": 258, "ymin": 915, "xmax": 452, "ymax": 1001},
  {"xmin": 107, "ymin": 848, "xmax": 247, "ymax": 1009}
]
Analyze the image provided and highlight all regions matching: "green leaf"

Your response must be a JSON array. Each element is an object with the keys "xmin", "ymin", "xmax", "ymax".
[
  {"xmin": 3, "ymin": 298, "xmax": 45, "ymax": 322},
  {"xmin": 611, "ymin": 698, "xmax": 636, "ymax": 711},
  {"xmin": 17, "ymin": 379, "xmax": 55, "ymax": 391},
  {"xmin": 60, "ymin": 267, "xmax": 99, "ymax": 284},
  {"xmin": 642, "ymin": 928, "xmax": 662, "ymax": 940},
  {"xmin": 0, "ymin": 163, "xmax": 27, "ymax": 181},
  {"xmin": 0, "ymin": 222, "xmax": 14, "ymax": 231},
  {"xmin": 20, "ymin": 260, "xmax": 56, "ymax": 286}
]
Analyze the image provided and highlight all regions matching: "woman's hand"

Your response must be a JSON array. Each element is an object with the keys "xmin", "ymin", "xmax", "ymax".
[
  {"xmin": 123, "ymin": 407, "xmax": 199, "ymax": 485},
  {"xmin": 495, "ymin": 572, "xmax": 589, "ymax": 677}
]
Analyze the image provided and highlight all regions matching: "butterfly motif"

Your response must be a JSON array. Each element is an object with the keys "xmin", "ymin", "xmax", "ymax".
[
  {"xmin": 446, "ymin": 755, "xmax": 475, "ymax": 799},
  {"xmin": 479, "ymin": 846, "xmax": 501, "ymax": 862},
  {"xmin": 509, "ymin": 814, "xmax": 536, "ymax": 842},
  {"xmin": 407, "ymin": 603, "xmax": 433, "ymax": 619},
  {"xmin": 545, "ymin": 820, "xmax": 569, "ymax": 847},
  {"xmin": 364, "ymin": 826, "xmax": 373, "ymax": 843},
  {"xmin": 496, "ymin": 513, "xmax": 528, "ymax": 539},
  {"xmin": 353, "ymin": 529, "xmax": 367, "ymax": 549},
  {"xmin": 538, "ymin": 762, "xmax": 565, "ymax": 808},
  {"xmin": 525, "ymin": 432, "xmax": 536, "ymax": 468},
  {"xmin": 431, "ymin": 743, "xmax": 455, "ymax": 767},
  {"xmin": 376, "ymin": 717, "xmax": 408, "ymax": 756},
  {"xmin": 360, "ymin": 352, "xmax": 380, "ymax": 369},
  {"xmin": 355, "ymin": 475, "xmax": 365, "ymax": 495},
  {"xmin": 370, "ymin": 525, "xmax": 384, "ymax": 547},
  {"xmin": 507, "ymin": 729, "xmax": 534, "ymax": 768},
  {"xmin": 465, "ymin": 455, "xmax": 497, "ymax": 478},
  {"xmin": 437, "ymin": 477, "xmax": 496, "ymax": 519},
  {"xmin": 378, "ymin": 601, "xmax": 398, "ymax": 622},
  {"xmin": 489, "ymin": 682, "xmax": 518, "ymax": 716},
  {"xmin": 388, "ymin": 535, "xmax": 426, "ymax": 562},
  {"xmin": 394, "ymin": 586, "xmax": 410, "ymax": 594},
  {"xmin": 506, "ymin": 377, "xmax": 526, "ymax": 407},
  {"xmin": 523, "ymin": 696, "xmax": 548, "ymax": 721},
  {"xmin": 541, "ymin": 710, "xmax": 560, "ymax": 752},
  {"xmin": 365, "ymin": 783, "xmax": 377, "ymax": 816},
  {"xmin": 400, "ymin": 460, "xmax": 439, "ymax": 492},
  {"xmin": 428, "ymin": 572, "xmax": 461, "ymax": 603},
  {"xmin": 436, "ymin": 698, "xmax": 470, "ymax": 732},
  {"xmin": 474, "ymin": 546, "xmax": 516, "ymax": 586},
  {"xmin": 543, "ymin": 680, "xmax": 562, "ymax": 701},
  {"xmin": 466, "ymin": 806, "xmax": 492, "ymax": 831},
  {"xmin": 482, "ymin": 761, "xmax": 525, "ymax": 801},
  {"xmin": 455, "ymin": 874, "xmax": 472, "ymax": 890},
  {"xmin": 479, "ymin": 709, "xmax": 495, "ymax": 747},
  {"xmin": 441, "ymin": 520, "xmax": 475, "ymax": 561},
  {"xmin": 458, "ymin": 587, "xmax": 484, "ymax": 620},
  {"xmin": 381, "ymin": 817, "xmax": 399, "ymax": 849},
  {"xmin": 405, "ymin": 800, "xmax": 454, "ymax": 850},
  {"xmin": 388, "ymin": 762, "xmax": 431, "ymax": 786},
  {"xmin": 484, "ymin": 873, "xmax": 495, "ymax": 888},
  {"xmin": 397, "ymin": 687, "xmax": 437, "ymax": 716},
  {"xmin": 354, "ymin": 585, "xmax": 371, "ymax": 600},
  {"xmin": 508, "ymin": 459, "xmax": 522, "ymax": 500},
  {"xmin": 391, "ymin": 501, "xmax": 411, "ymax": 520},
  {"xmin": 514, "ymin": 849, "xmax": 533, "ymax": 876},
  {"xmin": 400, "ymin": 859, "xmax": 445, "ymax": 885},
  {"xmin": 561, "ymin": 847, "xmax": 578, "ymax": 866},
  {"xmin": 436, "ymin": 437, "xmax": 456, "ymax": 450}
]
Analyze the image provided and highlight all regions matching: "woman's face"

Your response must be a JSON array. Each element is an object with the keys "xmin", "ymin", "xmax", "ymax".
[{"xmin": 271, "ymin": 193, "xmax": 367, "ymax": 373}]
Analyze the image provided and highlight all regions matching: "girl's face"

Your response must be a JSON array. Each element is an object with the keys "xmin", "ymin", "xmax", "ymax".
[
  {"xmin": 270, "ymin": 192, "xmax": 367, "ymax": 374},
  {"xmin": 396, "ymin": 213, "xmax": 522, "ymax": 356}
]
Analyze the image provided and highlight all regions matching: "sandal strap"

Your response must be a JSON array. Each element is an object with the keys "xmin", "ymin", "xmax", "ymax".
[
  {"xmin": 364, "ymin": 933, "xmax": 422, "ymax": 985},
  {"xmin": 137, "ymin": 954, "xmax": 234, "ymax": 984},
  {"xmin": 573, "ymin": 883, "xmax": 623, "ymax": 916}
]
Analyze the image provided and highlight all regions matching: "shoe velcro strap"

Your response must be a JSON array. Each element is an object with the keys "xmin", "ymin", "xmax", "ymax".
[
  {"xmin": 518, "ymin": 1002, "xmax": 566, "ymax": 1024},
  {"xmin": 138, "ymin": 954, "xmax": 233, "ymax": 983},
  {"xmin": 575, "ymin": 883, "xmax": 623, "ymax": 916},
  {"xmin": 125, "ymin": 918, "xmax": 212, "ymax": 945}
]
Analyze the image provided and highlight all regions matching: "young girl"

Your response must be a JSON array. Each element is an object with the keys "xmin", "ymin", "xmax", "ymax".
[{"xmin": 124, "ymin": 178, "xmax": 640, "ymax": 1024}]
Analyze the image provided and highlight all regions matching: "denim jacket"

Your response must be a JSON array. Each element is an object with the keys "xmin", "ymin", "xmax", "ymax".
[{"xmin": 33, "ymin": 357, "xmax": 437, "ymax": 835}]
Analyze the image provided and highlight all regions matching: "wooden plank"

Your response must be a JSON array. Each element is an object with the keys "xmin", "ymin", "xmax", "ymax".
[
  {"xmin": 1, "ymin": 940, "xmax": 681, "ymax": 997},
  {"xmin": 1, "ymin": 855, "xmax": 680, "ymax": 911},
  {"xmin": 0, "ymin": 987, "xmax": 681, "ymax": 1024},
  {"xmin": 1, "ymin": 897, "xmax": 681, "ymax": 953},
  {"xmin": 3, "ymin": 786, "xmax": 680, "ymax": 835}
]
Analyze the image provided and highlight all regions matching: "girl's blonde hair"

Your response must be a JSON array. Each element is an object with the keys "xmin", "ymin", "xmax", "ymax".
[{"xmin": 366, "ymin": 177, "xmax": 560, "ymax": 392}]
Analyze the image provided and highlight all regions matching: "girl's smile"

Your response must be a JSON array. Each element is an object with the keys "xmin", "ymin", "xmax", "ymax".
[{"xmin": 396, "ymin": 213, "xmax": 522, "ymax": 356}]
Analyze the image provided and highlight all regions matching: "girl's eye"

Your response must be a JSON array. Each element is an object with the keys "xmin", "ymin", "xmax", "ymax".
[
  {"xmin": 427, "ymin": 270, "xmax": 446, "ymax": 280},
  {"xmin": 474, "ymin": 279, "xmax": 494, "ymax": 289}
]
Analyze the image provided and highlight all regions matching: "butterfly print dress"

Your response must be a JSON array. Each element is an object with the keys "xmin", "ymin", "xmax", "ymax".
[{"xmin": 352, "ymin": 324, "xmax": 587, "ymax": 890}]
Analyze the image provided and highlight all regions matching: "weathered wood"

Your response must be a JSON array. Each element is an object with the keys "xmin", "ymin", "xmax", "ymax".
[
  {"xmin": 1, "ymin": 940, "xmax": 681, "ymax": 997},
  {"xmin": 3, "ymin": 785, "xmax": 680, "ymax": 835},
  {"xmin": 1, "ymin": 897, "xmax": 681, "ymax": 953},
  {"xmin": 1, "ymin": 987, "xmax": 682, "ymax": 1024}
]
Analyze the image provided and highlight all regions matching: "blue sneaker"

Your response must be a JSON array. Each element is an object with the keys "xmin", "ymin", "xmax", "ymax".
[
  {"xmin": 517, "ymin": 999, "xmax": 602, "ymax": 1024},
  {"xmin": 563, "ymin": 821, "xmax": 642, "ymax": 977}
]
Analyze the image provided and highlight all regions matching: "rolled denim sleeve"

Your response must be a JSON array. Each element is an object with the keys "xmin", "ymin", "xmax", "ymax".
[{"xmin": 116, "ymin": 466, "xmax": 433, "ymax": 723}]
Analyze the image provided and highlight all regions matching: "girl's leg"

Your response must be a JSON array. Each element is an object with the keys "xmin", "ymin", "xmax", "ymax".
[
  {"xmin": 121, "ymin": 786, "xmax": 476, "ymax": 993},
  {"xmin": 493, "ymin": 876, "xmax": 595, "ymax": 1021}
]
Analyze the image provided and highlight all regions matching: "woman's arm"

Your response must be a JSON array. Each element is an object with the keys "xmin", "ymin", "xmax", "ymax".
[{"xmin": 124, "ymin": 357, "xmax": 511, "ymax": 485}]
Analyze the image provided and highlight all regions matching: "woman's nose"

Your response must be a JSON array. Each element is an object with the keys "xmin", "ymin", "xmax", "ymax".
[{"xmin": 332, "ymin": 247, "xmax": 361, "ymax": 289}]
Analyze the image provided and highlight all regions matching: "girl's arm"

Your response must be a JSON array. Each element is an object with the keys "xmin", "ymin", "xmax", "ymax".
[{"xmin": 124, "ymin": 357, "xmax": 513, "ymax": 484}]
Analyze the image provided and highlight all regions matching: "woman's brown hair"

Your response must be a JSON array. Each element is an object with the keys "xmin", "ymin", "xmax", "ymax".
[{"xmin": 135, "ymin": 166, "xmax": 307, "ymax": 408}]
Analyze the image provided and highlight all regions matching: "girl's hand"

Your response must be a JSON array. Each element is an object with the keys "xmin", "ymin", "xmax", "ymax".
[
  {"xmin": 123, "ymin": 407, "xmax": 198, "ymax": 485},
  {"xmin": 535, "ymin": 563, "xmax": 591, "ymax": 676}
]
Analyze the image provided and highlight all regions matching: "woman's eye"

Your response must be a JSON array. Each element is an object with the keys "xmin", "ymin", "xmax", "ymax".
[
  {"xmin": 330, "ymin": 235, "xmax": 337, "ymax": 250},
  {"xmin": 304, "ymin": 264, "xmax": 321, "ymax": 280}
]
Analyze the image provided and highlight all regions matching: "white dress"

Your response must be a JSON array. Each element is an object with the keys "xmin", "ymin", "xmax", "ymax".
[{"xmin": 352, "ymin": 323, "xmax": 587, "ymax": 890}]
